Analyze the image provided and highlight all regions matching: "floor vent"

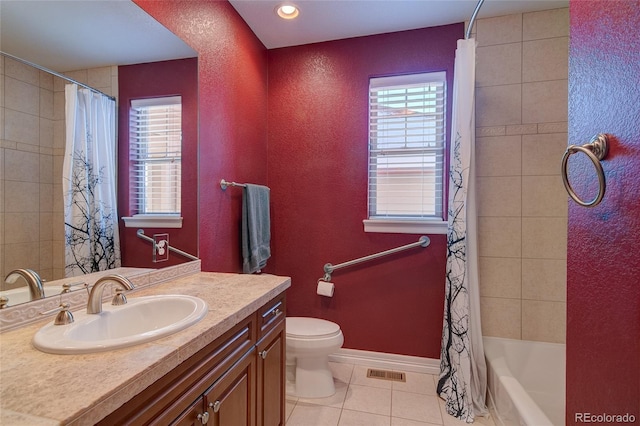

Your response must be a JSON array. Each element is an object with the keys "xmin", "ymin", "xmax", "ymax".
[{"xmin": 366, "ymin": 368, "xmax": 406, "ymax": 382}]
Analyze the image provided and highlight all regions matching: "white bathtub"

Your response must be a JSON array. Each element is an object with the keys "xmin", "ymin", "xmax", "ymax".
[{"xmin": 484, "ymin": 336, "xmax": 565, "ymax": 426}]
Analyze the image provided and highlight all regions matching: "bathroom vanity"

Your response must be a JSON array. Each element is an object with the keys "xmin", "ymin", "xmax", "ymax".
[{"xmin": 0, "ymin": 271, "xmax": 290, "ymax": 425}]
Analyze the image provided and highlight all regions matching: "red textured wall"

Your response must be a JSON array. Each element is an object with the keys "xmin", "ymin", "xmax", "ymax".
[
  {"xmin": 267, "ymin": 25, "xmax": 461, "ymax": 357},
  {"xmin": 134, "ymin": 0, "xmax": 269, "ymax": 272},
  {"xmin": 567, "ymin": 1, "xmax": 640, "ymax": 423},
  {"xmin": 118, "ymin": 58, "xmax": 198, "ymax": 268},
  {"xmin": 136, "ymin": 1, "xmax": 459, "ymax": 357}
]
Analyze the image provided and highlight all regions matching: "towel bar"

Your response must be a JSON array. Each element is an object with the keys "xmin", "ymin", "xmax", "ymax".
[
  {"xmin": 220, "ymin": 179, "xmax": 246, "ymax": 189},
  {"xmin": 561, "ymin": 133, "xmax": 609, "ymax": 207}
]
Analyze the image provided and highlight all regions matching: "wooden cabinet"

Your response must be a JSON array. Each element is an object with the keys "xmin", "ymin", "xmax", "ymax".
[
  {"xmin": 203, "ymin": 349, "xmax": 255, "ymax": 426},
  {"xmin": 256, "ymin": 295, "xmax": 286, "ymax": 426},
  {"xmin": 171, "ymin": 397, "xmax": 206, "ymax": 426},
  {"xmin": 98, "ymin": 293, "xmax": 286, "ymax": 426}
]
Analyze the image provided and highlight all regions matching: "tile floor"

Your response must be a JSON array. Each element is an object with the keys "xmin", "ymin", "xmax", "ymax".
[{"xmin": 285, "ymin": 362, "xmax": 497, "ymax": 426}]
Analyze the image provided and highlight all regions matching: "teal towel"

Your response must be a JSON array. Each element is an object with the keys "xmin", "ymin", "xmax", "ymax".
[{"xmin": 242, "ymin": 184, "xmax": 271, "ymax": 273}]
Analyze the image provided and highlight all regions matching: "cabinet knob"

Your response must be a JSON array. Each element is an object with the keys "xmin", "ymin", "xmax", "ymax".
[
  {"xmin": 209, "ymin": 400, "xmax": 221, "ymax": 413},
  {"xmin": 197, "ymin": 411, "xmax": 209, "ymax": 424},
  {"xmin": 260, "ymin": 350, "xmax": 268, "ymax": 359},
  {"xmin": 272, "ymin": 308, "xmax": 281, "ymax": 316}
]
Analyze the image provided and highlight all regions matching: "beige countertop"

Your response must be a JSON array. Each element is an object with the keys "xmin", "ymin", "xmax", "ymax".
[{"xmin": 0, "ymin": 272, "xmax": 291, "ymax": 425}]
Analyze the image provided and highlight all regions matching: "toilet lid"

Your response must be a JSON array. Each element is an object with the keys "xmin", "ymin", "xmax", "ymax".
[{"xmin": 286, "ymin": 317, "xmax": 341, "ymax": 338}]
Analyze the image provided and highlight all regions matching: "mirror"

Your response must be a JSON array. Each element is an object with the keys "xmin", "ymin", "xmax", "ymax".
[{"xmin": 0, "ymin": 1, "xmax": 198, "ymax": 307}]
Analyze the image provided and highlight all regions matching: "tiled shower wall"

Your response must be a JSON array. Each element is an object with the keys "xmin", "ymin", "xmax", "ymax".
[
  {"xmin": 0, "ymin": 55, "xmax": 117, "ymax": 284},
  {"xmin": 473, "ymin": 8, "xmax": 569, "ymax": 343}
]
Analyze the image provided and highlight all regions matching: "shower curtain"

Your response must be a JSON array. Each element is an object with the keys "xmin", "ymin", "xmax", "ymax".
[
  {"xmin": 63, "ymin": 84, "xmax": 121, "ymax": 276},
  {"xmin": 437, "ymin": 38, "xmax": 487, "ymax": 423}
]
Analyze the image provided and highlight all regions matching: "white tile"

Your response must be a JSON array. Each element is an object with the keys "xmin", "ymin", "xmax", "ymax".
[
  {"xmin": 87, "ymin": 66, "xmax": 112, "ymax": 88},
  {"xmin": 476, "ymin": 14, "xmax": 522, "ymax": 46},
  {"xmin": 286, "ymin": 399, "xmax": 297, "ymax": 423},
  {"xmin": 522, "ymin": 175, "xmax": 568, "ymax": 218},
  {"xmin": 522, "ymin": 133, "xmax": 568, "ymax": 176},
  {"xmin": 478, "ymin": 257, "xmax": 522, "ymax": 299},
  {"xmin": 3, "ymin": 212, "xmax": 39, "ymax": 244},
  {"xmin": 391, "ymin": 417, "xmax": 435, "ymax": 426},
  {"xmin": 523, "ymin": 8, "xmax": 569, "ymax": 41},
  {"xmin": 391, "ymin": 372, "xmax": 438, "ymax": 396},
  {"xmin": 5, "ymin": 58, "xmax": 39, "ymax": 85},
  {"xmin": 476, "ymin": 43, "xmax": 522, "ymax": 87},
  {"xmin": 39, "ymin": 87, "xmax": 55, "ymax": 120},
  {"xmin": 343, "ymin": 384, "xmax": 392, "ymax": 416},
  {"xmin": 4, "ymin": 109, "xmax": 39, "ymax": 146},
  {"xmin": 297, "ymin": 380, "xmax": 349, "ymax": 409},
  {"xmin": 476, "ymin": 135, "xmax": 522, "ymax": 177},
  {"xmin": 476, "ymin": 84, "xmax": 522, "ymax": 127},
  {"xmin": 392, "ymin": 391, "xmax": 442, "ymax": 425},
  {"xmin": 478, "ymin": 217, "xmax": 521, "ymax": 258},
  {"xmin": 522, "ymin": 217, "xmax": 567, "ymax": 260},
  {"xmin": 480, "ymin": 297, "xmax": 521, "ymax": 339},
  {"xmin": 523, "ymin": 38, "xmax": 568, "ymax": 83},
  {"xmin": 476, "ymin": 176, "xmax": 522, "ymax": 217},
  {"xmin": 439, "ymin": 398, "xmax": 497, "ymax": 426},
  {"xmin": 522, "ymin": 80, "xmax": 568, "ymax": 124},
  {"xmin": 338, "ymin": 409, "xmax": 390, "ymax": 426},
  {"xmin": 5, "ymin": 76, "xmax": 39, "ymax": 115},
  {"xmin": 330, "ymin": 361, "xmax": 355, "ymax": 385},
  {"xmin": 4, "ymin": 181, "xmax": 39, "ymax": 213},
  {"xmin": 522, "ymin": 300, "xmax": 566, "ymax": 343},
  {"xmin": 63, "ymin": 69, "xmax": 88, "ymax": 85},
  {"xmin": 4, "ymin": 148, "xmax": 40, "ymax": 182},
  {"xmin": 522, "ymin": 258, "xmax": 566, "ymax": 302},
  {"xmin": 287, "ymin": 403, "xmax": 342, "ymax": 426}
]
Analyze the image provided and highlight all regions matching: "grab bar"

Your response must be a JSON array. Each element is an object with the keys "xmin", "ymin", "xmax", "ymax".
[
  {"xmin": 322, "ymin": 236, "xmax": 430, "ymax": 281},
  {"xmin": 561, "ymin": 133, "xmax": 609, "ymax": 207},
  {"xmin": 136, "ymin": 229, "xmax": 198, "ymax": 261}
]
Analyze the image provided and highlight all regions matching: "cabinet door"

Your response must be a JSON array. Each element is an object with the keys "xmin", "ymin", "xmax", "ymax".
[
  {"xmin": 256, "ymin": 320, "xmax": 285, "ymax": 426},
  {"xmin": 172, "ymin": 397, "xmax": 209, "ymax": 426},
  {"xmin": 205, "ymin": 349, "xmax": 256, "ymax": 426}
]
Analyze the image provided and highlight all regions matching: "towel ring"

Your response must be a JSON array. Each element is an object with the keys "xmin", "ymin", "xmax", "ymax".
[{"xmin": 561, "ymin": 133, "xmax": 609, "ymax": 208}]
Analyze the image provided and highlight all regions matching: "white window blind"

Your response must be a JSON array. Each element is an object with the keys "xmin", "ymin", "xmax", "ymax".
[
  {"xmin": 368, "ymin": 72, "xmax": 446, "ymax": 220},
  {"xmin": 130, "ymin": 96, "xmax": 182, "ymax": 215}
]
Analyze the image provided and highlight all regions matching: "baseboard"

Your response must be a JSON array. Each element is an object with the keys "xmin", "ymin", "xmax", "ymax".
[{"xmin": 328, "ymin": 348, "xmax": 440, "ymax": 375}]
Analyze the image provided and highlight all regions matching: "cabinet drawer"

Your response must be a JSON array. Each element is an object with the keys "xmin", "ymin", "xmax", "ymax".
[{"xmin": 257, "ymin": 294, "xmax": 286, "ymax": 338}]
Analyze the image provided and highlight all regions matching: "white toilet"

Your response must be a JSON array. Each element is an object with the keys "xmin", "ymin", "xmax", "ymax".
[{"xmin": 286, "ymin": 317, "xmax": 344, "ymax": 398}]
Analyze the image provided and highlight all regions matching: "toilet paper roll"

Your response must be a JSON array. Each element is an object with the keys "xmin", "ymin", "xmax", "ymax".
[{"xmin": 316, "ymin": 280, "xmax": 335, "ymax": 297}]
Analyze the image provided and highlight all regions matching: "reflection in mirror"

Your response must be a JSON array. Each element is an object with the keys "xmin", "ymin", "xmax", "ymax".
[
  {"xmin": 0, "ymin": 53, "xmax": 92, "ymax": 285},
  {"xmin": 0, "ymin": 2, "xmax": 197, "ymax": 308}
]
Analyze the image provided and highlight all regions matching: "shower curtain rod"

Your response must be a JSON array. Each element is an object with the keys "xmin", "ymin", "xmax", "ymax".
[
  {"xmin": 1, "ymin": 51, "xmax": 116, "ymax": 101},
  {"xmin": 465, "ymin": 0, "xmax": 486, "ymax": 40}
]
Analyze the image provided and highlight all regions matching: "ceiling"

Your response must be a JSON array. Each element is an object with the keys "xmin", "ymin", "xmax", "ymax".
[
  {"xmin": 0, "ymin": 0, "xmax": 567, "ymax": 73},
  {"xmin": 230, "ymin": 0, "xmax": 568, "ymax": 49},
  {"xmin": 0, "ymin": 0, "xmax": 197, "ymax": 72}
]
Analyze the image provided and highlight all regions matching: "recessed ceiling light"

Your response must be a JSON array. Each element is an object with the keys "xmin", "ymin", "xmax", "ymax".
[{"xmin": 276, "ymin": 3, "xmax": 299, "ymax": 19}]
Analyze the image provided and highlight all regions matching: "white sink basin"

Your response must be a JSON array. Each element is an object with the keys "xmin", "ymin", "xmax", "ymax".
[{"xmin": 33, "ymin": 295, "xmax": 208, "ymax": 354}]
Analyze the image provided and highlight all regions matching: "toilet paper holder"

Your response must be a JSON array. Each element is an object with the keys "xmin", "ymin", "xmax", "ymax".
[{"xmin": 320, "ymin": 236, "xmax": 430, "ymax": 282}]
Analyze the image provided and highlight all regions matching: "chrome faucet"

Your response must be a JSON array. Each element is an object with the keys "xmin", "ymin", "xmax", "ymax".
[
  {"xmin": 4, "ymin": 269, "xmax": 45, "ymax": 300},
  {"xmin": 86, "ymin": 274, "xmax": 135, "ymax": 314}
]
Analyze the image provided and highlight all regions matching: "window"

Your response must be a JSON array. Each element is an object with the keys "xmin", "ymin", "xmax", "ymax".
[
  {"xmin": 365, "ymin": 72, "xmax": 447, "ymax": 234},
  {"xmin": 123, "ymin": 96, "xmax": 183, "ymax": 228}
]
